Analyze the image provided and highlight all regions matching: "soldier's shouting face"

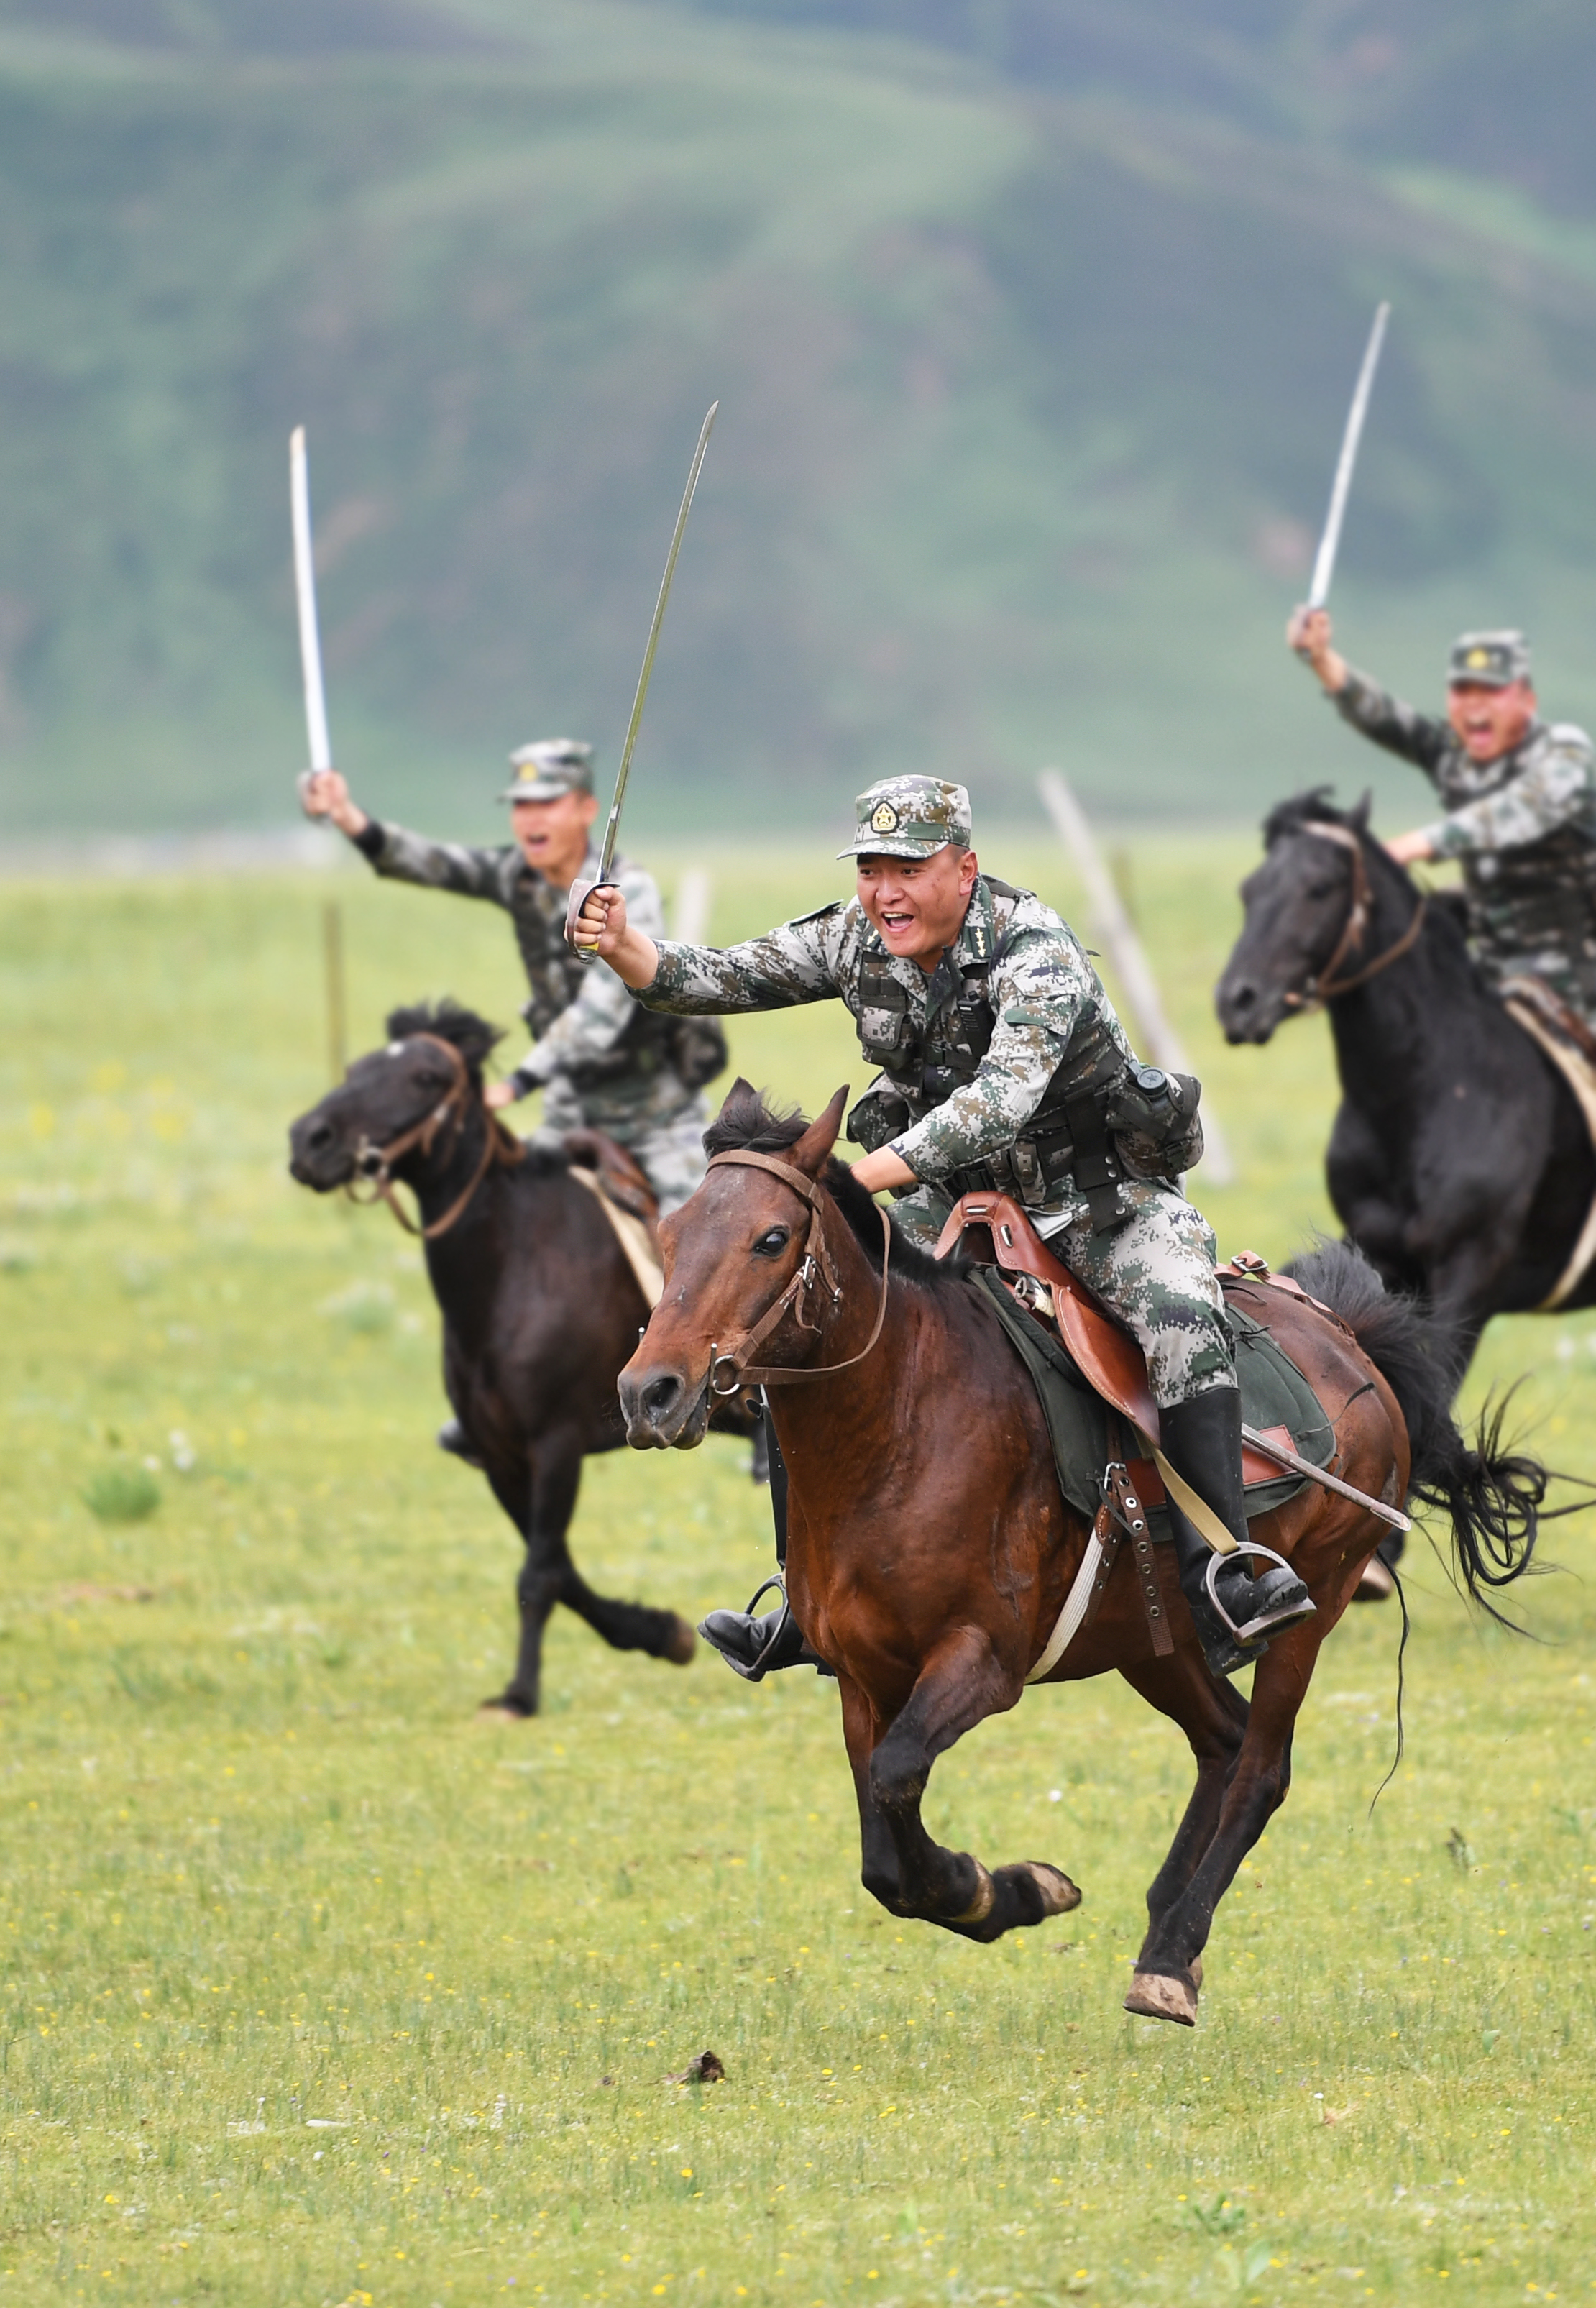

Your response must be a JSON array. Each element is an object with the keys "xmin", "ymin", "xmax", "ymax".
[
  {"xmin": 1447, "ymin": 677, "xmax": 1537, "ymax": 765},
  {"xmin": 856, "ymin": 846, "xmax": 981, "ymax": 973}
]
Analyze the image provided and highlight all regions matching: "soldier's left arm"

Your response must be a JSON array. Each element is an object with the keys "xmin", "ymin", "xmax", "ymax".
[
  {"xmin": 889, "ymin": 925, "xmax": 1116, "ymax": 1181},
  {"xmin": 1420, "ymin": 726, "xmax": 1596, "ymax": 858},
  {"xmin": 508, "ymin": 861, "xmax": 666, "ymax": 1094}
]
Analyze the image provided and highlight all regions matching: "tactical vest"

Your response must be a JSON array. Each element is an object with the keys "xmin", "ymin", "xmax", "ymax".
[
  {"xmin": 846, "ymin": 878, "xmax": 1130, "ymax": 1230},
  {"xmin": 509, "ymin": 872, "xmax": 725, "ymax": 1092},
  {"xmin": 1466, "ymin": 822, "xmax": 1596, "ymax": 995}
]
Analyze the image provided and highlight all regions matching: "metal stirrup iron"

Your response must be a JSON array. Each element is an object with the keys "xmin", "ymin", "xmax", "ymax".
[{"xmin": 1202, "ymin": 1541, "xmax": 1304, "ymax": 1645}]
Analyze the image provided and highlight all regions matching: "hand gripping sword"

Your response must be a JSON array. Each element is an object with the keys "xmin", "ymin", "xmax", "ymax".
[
  {"xmin": 564, "ymin": 402, "xmax": 719, "ymax": 957},
  {"xmin": 290, "ymin": 425, "xmax": 333, "ymax": 807},
  {"xmin": 1303, "ymin": 301, "xmax": 1390, "ymax": 617}
]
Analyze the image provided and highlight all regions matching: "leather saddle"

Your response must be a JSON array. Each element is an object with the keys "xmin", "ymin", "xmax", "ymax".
[
  {"xmin": 932, "ymin": 1191, "xmax": 1312, "ymax": 1496},
  {"xmin": 559, "ymin": 1129, "xmax": 661, "ymax": 1253}
]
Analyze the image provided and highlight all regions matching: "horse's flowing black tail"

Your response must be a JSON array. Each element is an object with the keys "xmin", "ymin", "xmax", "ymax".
[{"xmin": 1285, "ymin": 1237, "xmax": 1551, "ymax": 1628}]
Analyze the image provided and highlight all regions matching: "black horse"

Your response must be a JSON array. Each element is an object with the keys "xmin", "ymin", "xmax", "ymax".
[
  {"xmin": 1216, "ymin": 791, "xmax": 1596, "ymax": 1362},
  {"xmin": 289, "ymin": 1001, "xmax": 716, "ymax": 1716}
]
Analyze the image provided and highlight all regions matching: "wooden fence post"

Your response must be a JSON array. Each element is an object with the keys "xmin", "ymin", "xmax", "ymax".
[{"xmin": 1037, "ymin": 770, "xmax": 1236, "ymax": 1187}]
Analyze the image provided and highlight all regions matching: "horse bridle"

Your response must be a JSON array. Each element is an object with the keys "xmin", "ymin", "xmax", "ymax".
[
  {"xmin": 1282, "ymin": 821, "xmax": 1428, "ymax": 1013},
  {"xmin": 702, "ymin": 1149, "xmax": 893, "ymax": 1394},
  {"xmin": 347, "ymin": 1032, "xmax": 523, "ymax": 1240}
]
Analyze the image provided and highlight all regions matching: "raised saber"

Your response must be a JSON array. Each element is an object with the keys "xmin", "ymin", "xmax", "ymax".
[
  {"xmin": 566, "ymin": 401, "xmax": 718, "ymax": 955},
  {"xmin": 1306, "ymin": 301, "xmax": 1389, "ymax": 612},
  {"xmin": 290, "ymin": 424, "xmax": 332, "ymax": 805}
]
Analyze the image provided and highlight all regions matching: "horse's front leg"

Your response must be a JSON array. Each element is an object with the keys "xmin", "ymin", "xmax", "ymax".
[
  {"xmin": 866, "ymin": 1630, "xmax": 1081, "ymax": 1945},
  {"xmin": 838, "ymin": 1674, "xmax": 902, "ymax": 1911},
  {"xmin": 477, "ymin": 1448, "xmax": 564, "ymax": 1721}
]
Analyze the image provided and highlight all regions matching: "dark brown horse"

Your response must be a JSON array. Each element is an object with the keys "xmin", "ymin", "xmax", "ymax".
[
  {"xmin": 617, "ymin": 1081, "xmax": 1545, "ymax": 2022},
  {"xmin": 289, "ymin": 1001, "xmax": 715, "ymax": 1717}
]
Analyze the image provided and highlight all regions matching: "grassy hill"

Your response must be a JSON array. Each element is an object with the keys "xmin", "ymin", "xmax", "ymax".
[{"xmin": 5, "ymin": 0, "xmax": 1596, "ymax": 838}]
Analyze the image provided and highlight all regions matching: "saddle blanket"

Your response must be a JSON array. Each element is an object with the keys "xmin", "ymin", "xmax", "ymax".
[{"xmin": 973, "ymin": 1265, "xmax": 1335, "ymax": 1537}]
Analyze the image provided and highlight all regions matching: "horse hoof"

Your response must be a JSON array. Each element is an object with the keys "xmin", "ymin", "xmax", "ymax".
[
  {"xmin": 1123, "ymin": 1968, "xmax": 1198, "ymax": 2026},
  {"xmin": 663, "ymin": 1615, "xmax": 697, "ymax": 1666},
  {"xmin": 1354, "ymin": 1556, "xmax": 1394, "ymax": 1601},
  {"xmin": 476, "ymin": 1699, "xmax": 533, "ymax": 1723},
  {"xmin": 1027, "ymin": 1862, "xmax": 1082, "ymax": 1917}
]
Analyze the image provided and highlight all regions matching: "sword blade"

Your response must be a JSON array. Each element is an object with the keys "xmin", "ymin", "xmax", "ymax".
[
  {"xmin": 596, "ymin": 401, "xmax": 718, "ymax": 887},
  {"xmin": 290, "ymin": 426, "xmax": 333, "ymax": 777},
  {"xmin": 1241, "ymin": 1419, "xmax": 1412, "ymax": 1531},
  {"xmin": 1306, "ymin": 301, "xmax": 1389, "ymax": 611}
]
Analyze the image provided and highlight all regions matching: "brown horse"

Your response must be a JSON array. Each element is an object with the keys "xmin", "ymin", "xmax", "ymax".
[{"xmin": 617, "ymin": 1081, "xmax": 1546, "ymax": 2023}]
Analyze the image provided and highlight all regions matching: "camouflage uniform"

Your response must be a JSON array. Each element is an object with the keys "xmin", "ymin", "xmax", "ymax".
[
  {"xmin": 636, "ymin": 778, "xmax": 1232, "ymax": 1408},
  {"xmin": 1334, "ymin": 629, "xmax": 1596, "ymax": 1017},
  {"xmin": 350, "ymin": 792, "xmax": 710, "ymax": 1214}
]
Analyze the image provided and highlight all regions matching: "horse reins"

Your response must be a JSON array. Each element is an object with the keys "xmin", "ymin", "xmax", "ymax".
[
  {"xmin": 702, "ymin": 1149, "xmax": 893, "ymax": 1393},
  {"xmin": 1283, "ymin": 820, "xmax": 1428, "ymax": 1012},
  {"xmin": 347, "ymin": 1032, "xmax": 523, "ymax": 1241}
]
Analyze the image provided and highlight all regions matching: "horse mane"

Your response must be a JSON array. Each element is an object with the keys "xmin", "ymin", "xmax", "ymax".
[
  {"xmin": 1259, "ymin": 789, "xmax": 1472, "ymax": 961},
  {"xmin": 384, "ymin": 999, "xmax": 506, "ymax": 1076},
  {"xmin": 1260, "ymin": 785, "xmax": 1365, "ymax": 847},
  {"xmin": 703, "ymin": 1081, "xmax": 965, "ymax": 1288}
]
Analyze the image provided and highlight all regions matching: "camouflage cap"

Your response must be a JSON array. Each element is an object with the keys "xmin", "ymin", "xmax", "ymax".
[
  {"xmin": 498, "ymin": 738, "xmax": 595, "ymax": 804},
  {"xmin": 838, "ymin": 776, "xmax": 973, "ymax": 860},
  {"xmin": 1448, "ymin": 631, "xmax": 1531, "ymax": 689}
]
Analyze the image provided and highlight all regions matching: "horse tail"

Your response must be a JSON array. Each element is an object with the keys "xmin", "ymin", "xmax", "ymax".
[{"xmin": 1284, "ymin": 1237, "xmax": 1549, "ymax": 1628}]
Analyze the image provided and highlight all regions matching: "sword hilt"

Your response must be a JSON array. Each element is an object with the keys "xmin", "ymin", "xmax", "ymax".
[{"xmin": 564, "ymin": 876, "xmax": 620, "ymax": 963}]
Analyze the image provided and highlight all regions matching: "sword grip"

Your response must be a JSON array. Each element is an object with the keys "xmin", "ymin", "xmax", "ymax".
[{"xmin": 564, "ymin": 876, "xmax": 620, "ymax": 962}]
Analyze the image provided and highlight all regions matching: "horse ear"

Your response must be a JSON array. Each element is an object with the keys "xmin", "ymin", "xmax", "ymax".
[
  {"xmin": 788, "ymin": 1086, "xmax": 850, "ymax": 1178},
  {"xmin": 1349, "ymin": 788, "xmax": 1373, "ymax": 832}
]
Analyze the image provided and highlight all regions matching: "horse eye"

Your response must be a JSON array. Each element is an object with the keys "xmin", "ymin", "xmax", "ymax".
[
  {"xmin": 1306, "ymin": 879, "xmax": 1335, "ymax": 900},
  {"xmin": 753, "ymin": 1226, "xmax": 789, "ymax": 1258}
]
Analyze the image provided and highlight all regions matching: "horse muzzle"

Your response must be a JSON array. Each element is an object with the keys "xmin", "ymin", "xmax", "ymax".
[
  {"xmin": 1214, "ymin": 966, "xmax": 1288, "ymax": 1045},
  {"xmin": 287, "ymin": 1112, "xmax": 357, "ymax": 1191},
  {"xmin": 618, "ymin": 1357, "xmax": 713, "ymax": 1452}
]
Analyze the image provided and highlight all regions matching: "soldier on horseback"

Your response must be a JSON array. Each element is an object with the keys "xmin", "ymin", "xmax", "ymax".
[
  {"xmin": 302, "ymin": 741, "xmax": 725, "ymax": 1206},
  {"xmin": 1289, "ymin": 609, "xmax": 1596, "ymax": 1018},
  {"xmin": 303, "ymin": 741, "xmax": 726, "ymax": 1458},
  {"xmin": 574, "ymin": 774, "xmax": 1316, "ymax": 1683}
]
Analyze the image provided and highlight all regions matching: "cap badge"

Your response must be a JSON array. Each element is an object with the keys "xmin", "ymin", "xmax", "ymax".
[
  {"xmin": 869, "ymin": 801, "xmax": 900, "ymax": 835},
  {"xmin": 1467, "ymin": 646, "xmax": 1490, "ymax": 669}
]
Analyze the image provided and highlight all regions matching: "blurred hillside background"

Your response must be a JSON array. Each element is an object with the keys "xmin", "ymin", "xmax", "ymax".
[{"xmin": 4, "ymin": 0, "xmax": 1596, "ymax": 840}]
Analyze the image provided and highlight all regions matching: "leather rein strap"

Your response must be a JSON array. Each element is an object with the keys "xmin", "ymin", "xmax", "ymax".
[
  {"xmin": 703, "ymin": 1148, "xmax": 893, "ymax": 1391},
  {"xmin": 347, "ymin": 1032, "xmax": 523, "ymax": 1242},
  {"xmin": 1283, "ymin": 821, "xmax": 1427, "ymax": 1012}
]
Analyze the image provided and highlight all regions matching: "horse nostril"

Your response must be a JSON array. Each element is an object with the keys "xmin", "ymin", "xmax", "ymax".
[
  {"xmin": 1227, "ymin": 981, "xmax": 1255, "ymax": 1012},
  {"xmin": 643, "ymin": 1375, "xmax": 681, "ymax": 1419},
  {"xmin": 306, "ymin": 1121, "xmax": 334, "ymax": 1153}
]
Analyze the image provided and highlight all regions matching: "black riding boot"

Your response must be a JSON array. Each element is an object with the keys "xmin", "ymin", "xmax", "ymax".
[
  {"xmin": 1160, "ymin": 1388, "xmax": 1316, "ymax": 1678},
  {"xmin": 698, "ymin": 1403, "xmax": 823, "ymax": 1680}
]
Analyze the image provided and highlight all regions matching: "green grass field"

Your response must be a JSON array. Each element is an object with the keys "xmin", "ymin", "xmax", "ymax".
[{"xmin": 1, "ymin": 839, "xmax": 1593, "ymax": 2307}]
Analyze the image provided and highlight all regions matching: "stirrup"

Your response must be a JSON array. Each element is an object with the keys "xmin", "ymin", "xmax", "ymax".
[
  {"xmin": 735, "ymin": 1575, "xmax": 794, "ymax": 1680},
  {"xmin": 1203, "ymin": 1541, "xmax": 1316, "ymax": 1647}
]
